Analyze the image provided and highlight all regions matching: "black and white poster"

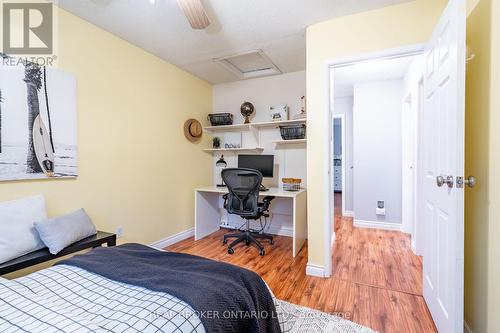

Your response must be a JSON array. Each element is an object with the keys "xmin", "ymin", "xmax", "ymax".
[{"xmin": 0, "ymin": 61, "xmax": 77, "ymax": 181}]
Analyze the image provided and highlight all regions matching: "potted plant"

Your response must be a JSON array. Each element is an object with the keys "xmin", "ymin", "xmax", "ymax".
[{"xmin": 212, "ymin": 137, "xmax": 221, "ymax": 149}]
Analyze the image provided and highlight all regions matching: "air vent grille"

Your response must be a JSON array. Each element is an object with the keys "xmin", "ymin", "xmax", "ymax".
[{"xmin": 214, "ymin": 50, "xmax": 281, "ymax": 79}]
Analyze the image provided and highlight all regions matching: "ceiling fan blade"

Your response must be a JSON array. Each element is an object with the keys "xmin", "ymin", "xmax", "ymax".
[{"xmin": 176, "ymin": 0, "xmax": 211, "ymax": 30}]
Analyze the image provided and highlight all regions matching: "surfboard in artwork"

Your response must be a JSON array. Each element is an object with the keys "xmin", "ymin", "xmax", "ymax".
[{"xmin": 33, "ymin": 114, "xmax": 55, "ymax": 177}]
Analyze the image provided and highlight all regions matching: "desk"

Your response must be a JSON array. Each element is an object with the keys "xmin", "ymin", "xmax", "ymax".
[{"xmin": 195, "ymin": 186, "xmax": 307, "ymax": 257}]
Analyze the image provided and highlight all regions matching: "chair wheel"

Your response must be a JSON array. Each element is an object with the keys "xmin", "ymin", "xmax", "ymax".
[
  {"xmin": 228, "ymin": 247, "xmax": 234, "ymax": 254},
  {"xmin": 245, "ymin": 240, "xmax": 250, "ymax": 246},
  {"xmin": 223, "ymin": 239, "xmax": 227, "ymax": 244},
  {"xmin": 259, "ymin": 249, "xmax": 265, "ymax": 256}
]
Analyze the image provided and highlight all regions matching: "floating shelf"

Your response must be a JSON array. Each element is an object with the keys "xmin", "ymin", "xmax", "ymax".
[
  {"xmin": 203, "ymin": 119, "xmax": 306, "ymax": 132},
  {"xmin": 251, "ymin": 119, "xmax": 306, "ymax": 129},
  {"xmin": 273, "ymin": 139, "xmax": 307, "ymax": 145},
  {"xmin": 202, "ymin": 147, "xmax": 265, "ymax": 153},
  {"xmin": 203, "ymin": 124, "xmax": 251, "ymax": 132}
]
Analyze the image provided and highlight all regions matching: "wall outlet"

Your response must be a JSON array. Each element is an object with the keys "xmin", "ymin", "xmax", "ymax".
[
  {"xmin": 116, "ymin": 226, "xmax": 124, "ymax": 238},
  {"xmin": 376, "ymin": 201, "xmax": 386, "ymax": 215}
]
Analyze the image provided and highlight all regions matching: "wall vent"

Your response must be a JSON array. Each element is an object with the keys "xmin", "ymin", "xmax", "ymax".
[{"xmin": 214, "ymin": 50, "xmax": 281, "ymax": 80}]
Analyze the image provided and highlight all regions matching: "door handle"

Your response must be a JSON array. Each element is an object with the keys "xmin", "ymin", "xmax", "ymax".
[
  {"xmin": 457, "ymin": 176, "xmax": 476, "ymax": 188},
  {"xmin": 437, "ymin": 175, "xmax": 454, "ymax": 188}
]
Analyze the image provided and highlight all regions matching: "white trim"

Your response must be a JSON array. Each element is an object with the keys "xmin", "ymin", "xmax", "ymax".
[
  {"xmin": 343, "ymin": 210, "xmax": 354, "ymax": 217},
  {"xmin": 324, "ymin": 44, "xmax": 425, "ymax": 282},
  {"xmin": 150, "ymin": 228, "xmax": 195, "ymax": 249},
  {"xmin": 353, "ymin": 219, "xmax": 403, "ymax": 232},
  {"xmin": 306, "ymin": 263, "xmax": 326, "ymax": 277},
  {"xmin": 323, "ymin": 63, "xmax": 334, "ymax": 278},
  {"xmin": 464, "ymin": 321, "xmax": 472, "ymax": 333},
  {"xmin": 268, "ymin": 225, "xmax": 293, "ymax": 238},
  {"xmin": 414, "ymin": 77, "xmax": 425, "ymax": 257},
  {"xmin": 401, "ymin": 92, "xmax": 413, "ymax": 234}
]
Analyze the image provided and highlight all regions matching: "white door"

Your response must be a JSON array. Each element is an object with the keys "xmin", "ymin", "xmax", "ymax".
[{"xmin": 421, "ymin": 0, "xmax": 465, "ymax": 332}]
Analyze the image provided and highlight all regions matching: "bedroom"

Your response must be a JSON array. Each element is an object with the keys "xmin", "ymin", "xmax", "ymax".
[{"xmin": 0, "ymin": 0, "xmax": 499, "ymax": 332}]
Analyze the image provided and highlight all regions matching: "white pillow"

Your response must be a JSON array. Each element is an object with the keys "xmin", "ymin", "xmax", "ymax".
[
  {"xmin": 34, "ymin": 209, "xmax": 97, "ymax": 255},
  {"xmin": 0, "ymin": 195, "xmax": 47, "ymax": 264}
]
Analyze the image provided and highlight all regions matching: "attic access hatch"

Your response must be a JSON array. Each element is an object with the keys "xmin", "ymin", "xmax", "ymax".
[{"xmin": 214, "ymin": 50, "xmax": 282, "ymax": 80}]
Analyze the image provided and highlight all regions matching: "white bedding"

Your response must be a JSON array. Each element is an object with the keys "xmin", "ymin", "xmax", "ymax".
[
  {"xmin": 1, "ymin": 265, "xmax": 373, "ymax": 333},
  {"xmin": 1, "ymin": 265, "xmax": 206, "ymax": 333}
]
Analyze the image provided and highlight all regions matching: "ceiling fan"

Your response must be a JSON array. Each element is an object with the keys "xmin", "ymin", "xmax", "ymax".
[
  {"xmin": 176, "ymin": 0, "xmax": 211, "ymax": 30},
  {"xmin": 97, "ymin": 0, "xmax": 211, "ymax": 30}
]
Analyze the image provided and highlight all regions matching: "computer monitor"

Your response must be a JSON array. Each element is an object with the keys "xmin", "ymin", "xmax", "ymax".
[{"xmin": 238, "ymin": 155, "xmax": 274, "ymax": 178}]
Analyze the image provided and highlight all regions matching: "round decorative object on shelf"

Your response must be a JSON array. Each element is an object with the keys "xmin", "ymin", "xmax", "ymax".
[
  {"xmin": 240, "ymin": 101, "xmax": 255, "ymax": 124},
  {"xmin": 184, "ymin": 119, "xmax": 203, "ymax": 142}
]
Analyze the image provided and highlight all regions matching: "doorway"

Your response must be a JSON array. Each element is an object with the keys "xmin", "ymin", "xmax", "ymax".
[
  {"xmin": 332, "ymin": 114, "xmax": 346, "ymax": 216},
  {"xmin": 324, "ymin": 2, "xmax": 466, "ymax": 330}
]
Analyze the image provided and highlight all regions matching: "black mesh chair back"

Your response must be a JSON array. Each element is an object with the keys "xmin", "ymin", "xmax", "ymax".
[{"xmin": 221, "ymin": 168, "xmax": 262, "ymax": 218}]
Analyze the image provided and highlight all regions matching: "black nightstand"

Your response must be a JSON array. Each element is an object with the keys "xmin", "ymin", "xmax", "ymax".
[{"xmin": 0, "ymin": 231, "xmax": 117, "ymax": 275}]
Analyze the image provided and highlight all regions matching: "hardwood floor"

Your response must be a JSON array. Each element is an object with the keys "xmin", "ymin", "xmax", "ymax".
[{"xmin": 166, "ymin": 215, "xmax": 436, "ymax": 332}]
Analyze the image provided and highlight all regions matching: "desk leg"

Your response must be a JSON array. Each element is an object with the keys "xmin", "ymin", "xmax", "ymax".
[
  {"xmin": 293, "ymin": 192, "xmax": 307, "ymax": 257},
  {"xmin": 195, "ymin": 191, "xmax": 222, "ymax": 240}
]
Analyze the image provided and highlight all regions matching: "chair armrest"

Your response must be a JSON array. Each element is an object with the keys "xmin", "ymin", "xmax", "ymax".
[
  {"xmin": 259, "ymin": 196, "xmax": 275, "ymax": 212},
  {"xmin": 263, "ymin": 196, "xmax": 275, "ymax": 203},
  {"xmin": 222, "ymin": 194, "xmax": 229, "ymax": 209}
]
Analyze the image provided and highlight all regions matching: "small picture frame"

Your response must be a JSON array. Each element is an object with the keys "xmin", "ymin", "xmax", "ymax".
[
  {"xmin": 270, "ymin": 105, "xmax": 289, "ymax": 122},
  {"xmin": 223, "ymin": 132, "xmax": 242, "ymax": 149}
]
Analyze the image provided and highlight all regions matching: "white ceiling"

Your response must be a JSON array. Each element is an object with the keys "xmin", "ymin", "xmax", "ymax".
[
  {"xmin": 333, "ymin": 55, "xmax": 416, "ymax": 98},
  {"xmin": 59, "ymin": 0, "xmax": 410, "ymax": 84}
]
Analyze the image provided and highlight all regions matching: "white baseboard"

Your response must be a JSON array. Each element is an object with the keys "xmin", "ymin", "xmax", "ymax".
[
  {"xmin": 343, "ymin": 210, "xmax": 354, "ymax": 217},
  {"xmin": 265, "ymin": 225, "xmax": 293, "ymax": 237},
  {"xmin": 353, "ymin": 219, "xmax": 403, "ymax": 232},
  {"xmin": 150, "ymin": 228, "xmax": 195, "ymax": 250},
  {"xmin": 306, "ymin": 263, "xmax": 326, "ymax": 277},
  {"xmin": 464, "ymin": 321, "xmax": 473, "ymax": 333}
]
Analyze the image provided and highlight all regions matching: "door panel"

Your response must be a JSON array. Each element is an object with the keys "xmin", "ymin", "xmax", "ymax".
[{"xmin": 421, "ymin": 0, "xmax": 465, "ymax": 332}]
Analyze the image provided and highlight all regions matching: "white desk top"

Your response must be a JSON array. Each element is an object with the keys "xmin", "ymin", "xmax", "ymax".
[{"xmin": 195, "ymin": 186, "xmax": 306, "ymax": 198}]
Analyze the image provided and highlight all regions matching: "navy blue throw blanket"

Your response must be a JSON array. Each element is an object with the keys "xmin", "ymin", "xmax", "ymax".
[{"xmin": 57, "ymin": 243, "xmax": 281, "ymax": 333}]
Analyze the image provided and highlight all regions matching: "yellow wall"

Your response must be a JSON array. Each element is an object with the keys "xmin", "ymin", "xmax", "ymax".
[
  {"xmin": 305, "ymin": 0, "xmax": 447, "ymax": 267},
  {"xmin": 465, "ymin": 0, "xmax": 491, "ymax": 331},
  {"xmin": 0, "ymin": 9, "xmax": 212, "ymax": 247}
]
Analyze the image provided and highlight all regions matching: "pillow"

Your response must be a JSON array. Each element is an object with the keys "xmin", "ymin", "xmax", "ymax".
[
  {"xmin": 0, "ymin": 195, "xmax": 47, "ymax": 264},
  {"xmin": 34, "ymin": 209, "xmax": 97, "ymax": 255}
]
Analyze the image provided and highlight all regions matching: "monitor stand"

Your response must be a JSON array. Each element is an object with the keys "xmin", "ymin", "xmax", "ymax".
[{"xmin": 259, "ymin": 184, "xmax": 269, "ymax": 192}]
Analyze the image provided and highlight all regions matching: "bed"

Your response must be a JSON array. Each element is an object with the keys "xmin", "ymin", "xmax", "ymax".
[{"xmin": 0, "ymin": 244, "xmax": 373, "ymax": 333}]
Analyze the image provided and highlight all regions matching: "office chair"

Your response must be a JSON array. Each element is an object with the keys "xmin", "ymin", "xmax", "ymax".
[{"xmin": 221, "ymin": 168, "xmax": 275, "ymax": 256}]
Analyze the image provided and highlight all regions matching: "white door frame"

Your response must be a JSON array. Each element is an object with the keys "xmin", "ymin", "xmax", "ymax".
[
  {"xmin": 402, "ymin": 76, "xmax": 425, "ymax": 255},
  {"xmin": 332, "ymin": 114, "xmax": 346, "ymax": 216},
  {"xmin": 324, "ymin": 44, "xmax": 424, "ymax": 276},
  {"xmin": 402, "ymin": 92, "xmax": 416, "ymax": 242},
  {"xmin": 415, "ymin": 77, "xmax": 425, "ymax": 256}
]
